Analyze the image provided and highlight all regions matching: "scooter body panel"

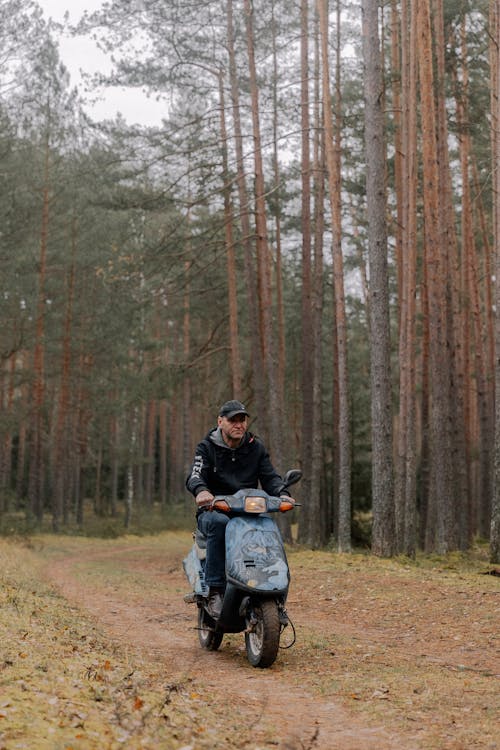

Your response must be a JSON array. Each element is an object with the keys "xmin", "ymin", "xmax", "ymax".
[
  {"xmin": 182, "ymin": 545, "xmax": 209, "ymax": 596},
  {"xmin": 225, "ymin": 515, "xmax": 290, "ymax": 595}
]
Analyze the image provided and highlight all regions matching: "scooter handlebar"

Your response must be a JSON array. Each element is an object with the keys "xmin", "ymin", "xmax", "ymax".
[{"xmin": 211, "ymin": 491, "xmax": 300, "ymax": 513}]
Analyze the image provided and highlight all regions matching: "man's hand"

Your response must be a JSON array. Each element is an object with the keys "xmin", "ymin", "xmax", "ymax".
[
  {"xmin": 281, "ymin": 495, "xmax": 296, "ymax": 505},
  {"xmin": 196, "ymin": 490, "xmax": 214, "ymax": 509}
]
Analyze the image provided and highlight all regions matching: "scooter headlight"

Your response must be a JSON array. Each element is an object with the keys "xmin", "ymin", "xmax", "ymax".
[{"xmin": 244, "ymin": 496, "xmax": 267, "ymax": 513}]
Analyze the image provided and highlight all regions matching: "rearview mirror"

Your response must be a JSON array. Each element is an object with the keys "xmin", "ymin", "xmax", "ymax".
[{"xmin": 282, "ymin": 469, "xmax": 302, "ymax": 489}]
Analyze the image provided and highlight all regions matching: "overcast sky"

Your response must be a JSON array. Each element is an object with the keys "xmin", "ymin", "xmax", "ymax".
[{"xmin": 37, "ymin": 0, "xmax": 167, "ymax": 126}]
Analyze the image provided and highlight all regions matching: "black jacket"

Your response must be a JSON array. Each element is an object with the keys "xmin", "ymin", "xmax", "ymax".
[{"xmin": 185, "ymin": 428, "xmax": 287, "ymax": 500}]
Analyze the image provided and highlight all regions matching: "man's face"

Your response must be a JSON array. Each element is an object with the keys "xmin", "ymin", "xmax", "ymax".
[{"xmin": 218, "ymin": 413, "xmax": 248, "ymax": 444}]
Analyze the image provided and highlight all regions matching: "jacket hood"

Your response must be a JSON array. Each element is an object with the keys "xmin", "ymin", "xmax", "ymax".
[{"xmin": 207, "ymin": 426, "xmax": 252, "ymax": 450}]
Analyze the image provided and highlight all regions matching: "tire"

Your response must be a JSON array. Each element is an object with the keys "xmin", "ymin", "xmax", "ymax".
[
  {"xmin": 245, "ymin": 599, "xmax": 281, "ymax": 668},
  {"xmin": 198, "ymin": 606, "xmax": 223, "ymax": 651}
]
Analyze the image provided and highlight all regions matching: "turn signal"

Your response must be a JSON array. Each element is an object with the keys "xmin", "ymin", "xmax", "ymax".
[
  {"xmin": 213, "ymin": 499, "xmax": 231, "ymax": 512},
  {"xmin": 279, "ymin": 499, "xmax": 295, "ymax": 512}
]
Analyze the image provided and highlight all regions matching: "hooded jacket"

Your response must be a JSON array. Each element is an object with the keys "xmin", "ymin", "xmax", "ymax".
[{"xmin": 185, "ymin": 427, "xmax": 287, "ymax": 501}]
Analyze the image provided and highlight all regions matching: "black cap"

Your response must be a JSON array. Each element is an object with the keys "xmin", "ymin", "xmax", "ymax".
[{"xmin": 219, "ymin": 400, "xmax": 249, "ymax": 419}]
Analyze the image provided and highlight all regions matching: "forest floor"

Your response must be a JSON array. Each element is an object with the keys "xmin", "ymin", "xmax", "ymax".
[{"xmin": 0, "ymin": 531, "xmax": 499, "ymax": 750}]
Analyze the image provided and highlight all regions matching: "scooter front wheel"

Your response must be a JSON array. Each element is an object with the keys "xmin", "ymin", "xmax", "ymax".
[
  {"xmin": 198, "ymin": 607, "xmax": 223, "ymax": 651},
  {"xmin": 245, "ymin": 599, "xmax": 280, "ymax": 668}
]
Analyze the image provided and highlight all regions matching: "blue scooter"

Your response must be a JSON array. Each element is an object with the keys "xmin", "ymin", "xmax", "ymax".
[{"xmin": 183, "ymin": 469, "xmax": 302, "ymax": 668}]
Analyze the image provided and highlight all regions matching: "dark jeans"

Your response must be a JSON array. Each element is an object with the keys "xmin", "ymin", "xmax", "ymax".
[{"xmin": 197, "ymin": 510, "xmax": 230, "ymax": 588}]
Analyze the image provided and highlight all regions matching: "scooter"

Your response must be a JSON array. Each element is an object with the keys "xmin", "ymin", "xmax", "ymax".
[{"xmin": 183, "ymin": 469, "xmax": 302, "ymax": 668}]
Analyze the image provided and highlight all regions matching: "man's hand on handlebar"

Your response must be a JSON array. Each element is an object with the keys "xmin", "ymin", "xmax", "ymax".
[{"xmin": 196, "ymin": 490, "xmax": 215, "ymax": 509}]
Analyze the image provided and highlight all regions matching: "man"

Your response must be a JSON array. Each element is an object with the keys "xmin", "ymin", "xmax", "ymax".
[{"xmin": 186, "ymin": 399, "xmax": 294, "ymax": 619}]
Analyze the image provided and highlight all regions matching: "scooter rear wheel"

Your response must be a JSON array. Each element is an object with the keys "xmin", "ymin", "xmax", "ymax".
[
  {"xmin": 198, "ymin": 607, "xmax": 223, "ymax": 651},
  {"xmin": 245, "ymin": 599, "xmax": 280, "ymax": 668}
]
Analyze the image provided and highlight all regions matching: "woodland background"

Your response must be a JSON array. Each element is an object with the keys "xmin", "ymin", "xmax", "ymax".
[{"xmin": 1, "ymin": 0, "xmax": 500, "ymax": 561}]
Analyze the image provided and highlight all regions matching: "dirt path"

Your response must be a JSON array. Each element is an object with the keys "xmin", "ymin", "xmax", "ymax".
[{"xmin": 43, "ymin": 537, "xmax": 499, "ymax": 750}]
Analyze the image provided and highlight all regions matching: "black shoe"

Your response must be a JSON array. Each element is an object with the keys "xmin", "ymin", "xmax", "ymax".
[{"xmin": 206, "ymin": 590, "xmax": 223, "ymax": 619}]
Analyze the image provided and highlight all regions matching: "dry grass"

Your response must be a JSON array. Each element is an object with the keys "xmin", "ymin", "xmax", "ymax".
[
  {"xmin": 0, "ymin": 536, "xmax": 237, "ymax": 749},
  {"xmin": 285, "ymin": 547, "xmax": 500, "ymax": 749},
  {"xmin": 1, "ymin": 534, "xmax": 499, "ymax": 749}
]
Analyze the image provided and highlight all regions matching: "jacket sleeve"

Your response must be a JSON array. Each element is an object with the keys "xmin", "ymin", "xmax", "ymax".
[
  {"xmin": 257, "ymin": 442, "xmax": 288, "ymax": 497},
  {"xmin": 185, "ymin": 440, "xmax": 213, "ymax": 497}
]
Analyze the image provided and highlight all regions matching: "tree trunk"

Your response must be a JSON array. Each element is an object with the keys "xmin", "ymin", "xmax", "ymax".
[
  {"xmin": 52, "ymin": 218, "xmax": 76, "ymax": 531},
  {"xmin": 110, "ymin": 414, "xmax": 119, "ymax": 517},
  {"xmin": 15, "ymin": 352, "xmax": 28, "ymax": 505},
  {"xmin": 317, "ymin": 0, "xmax": 351, "ymax": 552},
  {"xmin": 125, "ymin": 405, "xmax": 139, "ymax": 529},
  {"xmin": 418, "ymin": 0, "xmax": 455, "ymax": 553},
  {"xmin": 0, "ymin": 353, "xmax": 16, "ymax": 506},
  {"xmin": 491, "ymin": 0, "xmax": 500, "ymax": 563},
  {"xmin": 29, "ymin": 130, "xmax": 50, "ymax": 523},
  {"xmin": 298, "ymin": 0, "xmax": 316, "ymax": 545},
  {"xmin": 226, "ymin": 0, "xmax": 265, "ymax": 416},
  {"xmin": 395, "ymin": 0, "xmax": 419, "ymax": 555},
  {"xmin": 183, "ymin": 249, "xmax": 192, "ymax": 480},
  {"xmin": 271, "ymin": 0, "xmax": 287, "ymax": 444},
  {"xmin": 313, "ymin": 5, "xmax": 327, "ymax": 543},
  {"xmin": 362, "ymin": 0, "xmax": 395, "ymax": 557},
  {"xmin": 455, "ymin": 24, "xmax": 492, "ymax": 546},
  {"xmin": 159, "ymin": 399, "xmax": 168, "ymax": 506},
  {"xmin": 144, "ymin": 399, "xmax": 156, "ymax": 507},
  {"xmin": 218, "ymin": 69, "xmax": 242, "ymax": 395},
  {"xmin": 243, "ymin": 0, "xmax": 282, "ymax": 467}
]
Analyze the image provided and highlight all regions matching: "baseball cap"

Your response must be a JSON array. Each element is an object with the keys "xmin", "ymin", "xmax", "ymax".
[{"xmin": 219, "ymin": 400, "xmax": 249, "ymax": 419}]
